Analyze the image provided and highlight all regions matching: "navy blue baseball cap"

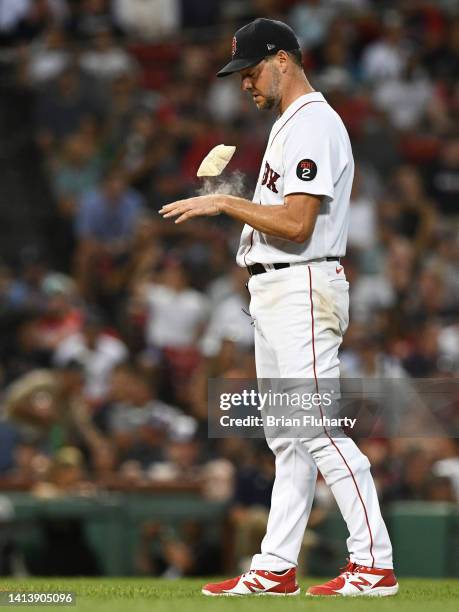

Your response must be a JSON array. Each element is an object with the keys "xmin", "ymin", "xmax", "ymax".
[{"xmin": 217, "ymin": 18, "xmax": 300, "ymax": 78}]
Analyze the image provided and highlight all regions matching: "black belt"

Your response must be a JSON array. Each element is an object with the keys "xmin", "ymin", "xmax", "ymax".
[{"xmin": 247, "ymin": 257, "xmax": 340, "ymax": 276}]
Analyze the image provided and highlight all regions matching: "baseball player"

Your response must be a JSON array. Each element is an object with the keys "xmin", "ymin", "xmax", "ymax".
[{"xmin": 160, "ymin": 18, "xmax": 398, "ymax": 597}]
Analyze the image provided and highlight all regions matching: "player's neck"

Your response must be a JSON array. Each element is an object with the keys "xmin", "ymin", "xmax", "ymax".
[{"xmin": 279, "ymin": 75, "xmax": 315, "ymax": 115}]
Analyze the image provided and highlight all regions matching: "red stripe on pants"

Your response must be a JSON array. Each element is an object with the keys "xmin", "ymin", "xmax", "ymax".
[{"xmin": 307, "ymin": 265, "xmax": 375, "ymax": 568}]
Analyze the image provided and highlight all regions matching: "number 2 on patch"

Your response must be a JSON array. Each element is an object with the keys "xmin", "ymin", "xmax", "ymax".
[{"xmin": 296, "ymin": 159, "xmax": 317, "ymax": 181}]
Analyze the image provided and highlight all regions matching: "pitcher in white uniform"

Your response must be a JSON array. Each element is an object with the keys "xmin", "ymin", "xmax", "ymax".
[{"xmin": 160, "ymin": 18, "xmax": 398, "ymax": 598}]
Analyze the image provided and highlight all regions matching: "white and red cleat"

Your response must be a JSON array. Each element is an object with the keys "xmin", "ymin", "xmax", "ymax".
[
  {"xmin": 202, "ymin": 568, "xmax": 300, "ymax": 596},
  {"xmin": 307, "ymin": 561, "xmax": 399, "ymax": 597}
]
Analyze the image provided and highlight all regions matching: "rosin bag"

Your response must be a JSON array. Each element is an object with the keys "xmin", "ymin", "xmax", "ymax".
[{"xmin": 196, "ymin": 144, "xmax": 236, "ymax": 177}]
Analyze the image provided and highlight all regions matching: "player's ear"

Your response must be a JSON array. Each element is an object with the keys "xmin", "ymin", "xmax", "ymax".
[{"xmin": 277, "ymin": 50, "xmax": 289, "ymax": 74}]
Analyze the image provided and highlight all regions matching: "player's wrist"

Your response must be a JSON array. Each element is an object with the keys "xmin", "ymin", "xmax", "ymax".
[{"xmin": 217, "ymin": 195, "xmax": 230, "ymax": 214}]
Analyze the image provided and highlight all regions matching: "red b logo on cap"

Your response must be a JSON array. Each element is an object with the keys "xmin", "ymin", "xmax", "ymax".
[{"xmin": 231, "ymin": 36, "xmax": 237, "ymax": 57}]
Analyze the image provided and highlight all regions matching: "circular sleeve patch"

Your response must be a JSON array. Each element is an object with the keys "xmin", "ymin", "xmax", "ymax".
[{"xmin": 296, "ymin": 159, "xmax": 317, "ymax": 181}]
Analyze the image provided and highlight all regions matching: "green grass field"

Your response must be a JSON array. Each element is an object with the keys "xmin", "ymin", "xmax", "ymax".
[{"xmin": 1, "ymin": 578, "xmax": 458, "ymax": 612}]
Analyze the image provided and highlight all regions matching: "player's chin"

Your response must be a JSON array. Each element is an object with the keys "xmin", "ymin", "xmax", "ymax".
[
  {"xmin": 252, "ymin": 95, "xmax": 265, "ymax": 109},
  {"xmin": 254, "ymin": 96, "xmax": 275, "ymax": 111}
]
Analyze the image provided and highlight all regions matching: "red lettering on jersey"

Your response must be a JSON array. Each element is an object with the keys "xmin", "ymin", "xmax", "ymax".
[
  {"xmin": 261, "ymin": 161, "xmax": 279, "ymax": 193},
  {"xmin": 266, "ymin": 168, "xmax": 280, "ymax": 193},
  {"xmin": 261, "ymin": 161, "xmax": 270, "ymax": 186}
]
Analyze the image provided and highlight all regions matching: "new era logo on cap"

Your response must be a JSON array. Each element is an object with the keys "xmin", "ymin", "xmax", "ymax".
[{"xmin": 267, "ymin": 43, "xmax": 276, "ymax": 50}]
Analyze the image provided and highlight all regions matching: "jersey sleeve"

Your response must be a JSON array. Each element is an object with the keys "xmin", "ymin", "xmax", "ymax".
[{"xmin": 283, "ymin": 116, "xmax": 337, "ymax": 200}]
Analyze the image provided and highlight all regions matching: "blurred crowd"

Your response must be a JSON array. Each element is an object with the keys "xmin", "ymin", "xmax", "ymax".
[{"xmin": 0, "ymin": 0, "xmax": 458, "ymax": 577}]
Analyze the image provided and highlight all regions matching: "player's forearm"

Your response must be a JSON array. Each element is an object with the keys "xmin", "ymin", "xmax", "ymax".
[{"xmin": 219, "ymin": 195, "xmax": 310, "ymax": 243}]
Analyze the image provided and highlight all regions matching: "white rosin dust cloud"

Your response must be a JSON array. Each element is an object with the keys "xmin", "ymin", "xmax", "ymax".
[{"xmin": 197, "ymin": 171, "xmax": 247, "ymax": 198}]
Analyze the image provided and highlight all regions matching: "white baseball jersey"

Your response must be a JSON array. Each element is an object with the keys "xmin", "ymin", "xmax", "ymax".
[{"xmin": 236, "ymin": 92, "xmax": 354, "ymax": 267}]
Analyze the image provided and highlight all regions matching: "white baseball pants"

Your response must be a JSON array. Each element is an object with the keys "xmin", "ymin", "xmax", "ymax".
[{"xmin": 247, "ymin": 260, "xmax": 393, "ymax": 571}]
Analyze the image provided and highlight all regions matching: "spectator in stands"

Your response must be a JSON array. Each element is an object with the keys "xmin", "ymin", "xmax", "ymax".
[
  {"xmin": 341, "ymin": 330, "xmax": 409, "ymax": 378},
  {"xmin": 80, "ymin": 27, "xmax": 135, "ymax": 83},
  {"xmin": 137, "ymin": 256, "xmax": 209, "ymax": 352},
  {"xmin": 313, "ymin": 24, "xmax": 355, "ymax": 85},
  {"xmin": 200, "ymin": 265, "xmax": 253, "ymax": 358},
  {"xmin": 112, "ymin": 0, "xmax": 180, "ymax": 41},
  {"xmin": 32, "ymin": 446, "xmax": 93, "ymax": 498},
  {"xmin": 102, "ymin": 364, "xmax": 196, "ymax": 469},
  {"xmin": 149, "ymin": 160, "xmax": 191, "ymax": 211},
  {"xmin": 104, "ymin": 71, "xmax": 158, "ymax": 152},
  {"xmin": 4, "ymin": 361, "xmax": 103, "ymax": 454},
  {"xmin": 0, "ymin": 264, "xmax": 26, "ymax": 313},
  {"xmin": 67, "ymin": 0, "xmax": 118, "ymax": 40},
  {"xmin": 350, "ymin": 237, "xmax": 415, "ymax": 325},
  {"xmin": 5, "ymin": 442, "xmax": 51, "ymax": 484},
  {"xmin": 91, "ymin": 361, "xmax": 132, "ymax": 433},
  {"xmin": 2, "ymin": 248, "xmax": 53, "ymax": 314},
  {"xmin": 27, "ymin": 27, "xmax": 70, "ymax": 85},
  {"xmin": 148, "ymin": 436, "xmax": 202, "ymax": 483},
  {"xmin": 74, "ymin": 169, "xmax": 144, "ymax": 300},
  {"xmin": 75, "ymin": 170, "xmax": 144, "ymax": 249},
  {"xmin": 206, "ymin": 70, "xmax": 245, "ymax": 125},
  {"xmin": 389, "ymin": 165, "xmax": 436, "ymax": 254},
  {"xmin": 28, "ymin": 272, "xmax": 82, "ymax": 354},
  {"xmin": 52, "ymin": 131, "xmax": 103, "ymax": 215},
  {"xmin": 361, "ymin": 10, "xmax": 409, "ymax": 83},
  {"xmin": 402, "ymin": 319, "xmax": 442, "ymax": 376},
  {"xmin": 384, "ymin": 448, "xmax": 435, "ymax": 502},
  {"xmin": 287, "ymin": 0, "xmax": 334, "ymax": 51},
  {"xmin": 201, "ymin": 457, "xmax": 235, "ymax": 502},
  {"xmin": 372, "ymin": 54, "xmax": 433, "ymax": 131},
  {"xmin": 410, "ymin": 264, "xmax": 457, "ymax": 322},
  {"xmin": 53, "ymin": 307, "xmax": 128, "ymax": 406},
  {"xmin": 116, "ymin": 110, "xmax": 176, "ymax": 200},
  {"xmin": 35, "ymin": 66, "xmax": 100, "ymax": 150},
  {"xmin": 88, "ymin": 438, "xmax": 120, "ymax": 484},
  {"xmin": 117, "ymin": 213, "xmax": 162, "ymax": 297},
  {"xmin": 0, "ymin": 254, "xmax": 78, "ymax": 383}
]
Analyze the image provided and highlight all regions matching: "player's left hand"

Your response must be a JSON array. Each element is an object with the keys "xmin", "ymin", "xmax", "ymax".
[{"xmin": 159, "ymin": 195, "xmax": 221, "ymax": 223}]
